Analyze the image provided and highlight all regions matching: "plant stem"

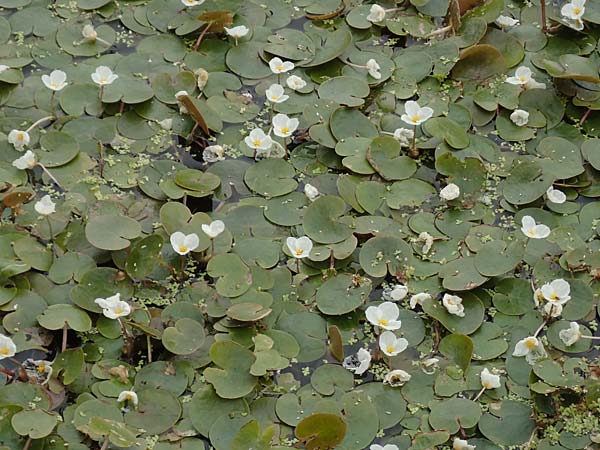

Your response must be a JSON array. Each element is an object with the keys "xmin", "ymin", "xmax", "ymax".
[
  {"xmin": 210, "ymin": 239, "xmax": 215, "ymax": 258},
  {"xmin": 409, "ymin": 125, "xmax": 418, "ymax": 158},
  {"xmin": 98, "ymin": 142, "xmax": 104, "ymax": 177},
  {"xmin": 146, "ymin": 335, "xmax": 152, "ymax": 363},
  {"xmin": 50, "ymin": 91, "xmax": 55, "ymax": 116},
  {"xmin": 38, "ymin": 164, "xmax": 63, "ymax": 189},
  {"xmin": 540, "ymin": 0, "xmax": 547, "ymax": 33},
  {"xmin": 0, "ymin": 366, "xmax": 15, "ymax": 377},
  {"xmin": 296, "ymin": 258, "xmax": 300, "ymax": 273},
  {"xmin": 100, "ymin": 436, "xmax": 110, "ymax": 450},
  {"xmin": 472, "ymin": 386, "xmax": 486, "ymax": 402},
  {"xmin": 98, "ymin": 85, "xmax": 104, "ymax": 113},
  {"xmin": 580, "ymin": 108, "xmax": 592, "ymax": 125},
  {"xmin": 533, "ymin": 319, "xmax": 548, "ymax": 338},
  {"xmin": 61, "ymin": 322, "xmax": 68, "ymax": 352},
  {"xmin": 180, "ymin": 255, "xmax": 186, "ymax": 278},
  {"xmin": 193, "ymin": 23, "xmax": 211, "ymax": 51},
  {"xmin": 26, "ymin": 116, "xmax": 54, "ymax": 133},
  {"xmin": 46, "ymin": 216, "xmax": 54, "ymax": 241},
  {"xmin": 23, "ymin": 437, "xmax": 32, "ymax": 450}
]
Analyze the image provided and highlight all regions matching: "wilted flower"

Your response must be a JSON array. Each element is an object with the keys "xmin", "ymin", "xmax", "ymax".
[
  {"xmin": 559, "ymin": 322, "xmax": 582, "ymax": 346},
  {"xmin": 94, "ymin": 293, "xmax": 131, "ymax": 319},
  {"xmin": 0, "ymin": 334, "xmax": 16, "ymax": 360},
  {"xmin": 379, "ymin": 331, "xmax": 408, "ymax": 356},
  {"xmin": 418, "ymin": 231, "xmax": 434, "ymax": 254},
  {"xmin": 440, "ymin": 183, "xmax": 460, "ymax": 201},
  {"xmin": 546, "ymin": 186, "xmax": 566, "ymax": 204},
  {"xmin": 366, "ymin": 4, "xmax": 386, "ymax": 22},
  {"xmin": 521, "ymin": 215, "xmax": 550, "ymax": 239},
  {"xmin": 442, "ymin": 293, "xmax": 465, "ymax": 317},
  {"xmin": 203, "ymin": 145, "xmax": 225, "ymax": 163},
  {"xmin": 202, "ymin": 220, "xmax": 225, "ymax": 239},
  {"xmin": 23, "ymin": 359, "xmax": 53, "ymax": 384},
  {"xmin": 175, "ymin": 90, "xmax": 189, "ymax": 113},
  {"xmin": 272, "ymin": 113, "xmax": 299, "ymax": 138},
  {"xmin": 158, "ymin": 118, "xmax": 173, "ymax": 130},
  {"xmin": 365, "ymin": 59, "xmax": 381, "ymax": 79},
  {"xmin": 91, "ymin": 66, "xmax": 118, "ymax": 86},
  {"xmin": 384, "ymin": 284, "xmax": 408, "ymax": 301},
  {"xmin": 265, "ymin": 83, "xmax": 289, "ymax": 103},
  {"xmin": 401, "ymin": 100, "xmax": 434, "ymax": 126},
  {"xmin": 12, "ymin": 150, "xmax": 37, "ymax": 170},
  {"xmin": 304, "ymin": 183, "xmax": 319, "ymax": 201},
  {"xmin": 245, "ymin": 128, "xmax": 273, "ymax": 151},
  {"xmin": 342, "ymin": 348, "xmax": 371, "ymax": 375},
  {"xmin": 383, "ymin": 369, "xmax": 411, "ymax": 387},
  {"xmin": 269, "ymin": 57, "xmax": 294, "ymax": 74},
  {"xmin": 286, "ymin": 236, "xmax": 312, "ymax": 258},
  {"xmin": 510, "ymin": 109, "xmax": 529, "ymax": 127},
  {"xmin": 170, "ymin": 231, "xmax": 200, "ymax": 255},
  {"xmin": 422, "ymin": 357, "xmax": 440, "ymax": 374},
  {"xmin": 495, "ymin": 15, "xmax": 519, "ymax": 28},
  {"xmin": 8, "ymin": 129, "xmax": 30, "ymax": 150},
  {"xmin": 410, "ymin": 292, "xmax": 431, "ymax": 309},
  {"xmin": 286, "ymin": 75, "xmax": 306, "ymax": 91},
  {"xmin": 41, "ymin": 70, "xmax": 68, "ymax": 91},
  {"xmin": 392, "ymin": 127, "xmax": 414, "ymax": 147},
  {"xmin": 118, "ymin": 390, "xmax": 139, "ymax": 408},
  {"xmin": 34, "ymin": 195, "xmax": 56, "ymax": 216},
  {"xmin": 365, "ymin": 302, "xmax": 402, "ymax": 330},
  {"xmin": 82, "ymin": 24, "xmax": 98, "ymax": 40},
  {"xmin": 195, "ymin": 68, "xmax": 209, "ymax": 90}
]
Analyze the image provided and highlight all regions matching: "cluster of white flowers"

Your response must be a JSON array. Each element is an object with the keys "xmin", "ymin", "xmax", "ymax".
[
  {"xmin": 561, "ymin": 0, "xmax": 586, "ymax": 31},
  {"xmin": 534, "ymin": 278, "xmax": 571, "ymax": 318}
]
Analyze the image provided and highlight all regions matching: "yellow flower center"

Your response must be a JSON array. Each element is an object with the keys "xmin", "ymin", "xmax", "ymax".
[
  {"xmin": 0, "ymin": 347, "xmax": 9, "ymax": 355},
  {"xmin": 378, "ymin": 319, "xmax": 389, "ymax": 326},
  {"xmin": 411, "ymin": 116, "xmax": 420, "ymax": 123},
  {"xmin": 528, "ymin": 228, "xmax": 536, "ymax": 235},
  {"xmin": 100, "ymin": 77, "xmax": 108, "ymax": 83},
  {"xmin": 482, "ymin": 380, "xmax": 493, "ymax": 389},
  {"xmin": 574, "ymin": 7, "xmax": 581, "ymax": 14},
  {"xmin": 281, "ymin": 127, "xmax": 289, "ymax": 134},
  {"xmin": 519, "ymin": 76, "xmax": 526, "ymax": 82},
  {"xmin": 179, "ymin": 245, "xmax": 188, "ymax": 253},
  {"xmin": 17, "ymin": 133, "xmax": 24, "ymax": 141},
  {"xmin": 294, "ymin": 248, "xmax": 303, "ymax": 256},
  {"xmin": 253, "ymin": 139, "xmax": 262, "ymax": 147},
  {"xmin": 114, "ymin": 307, "xmax": 123, "ymax": 315},
  {"xmin": 37, "ymin": 364, "xmax": 47, "ymax": 374},
  {"xmin": 386, "ymin": 346, "xmax": 395, "ymax": 354},
  {"xmin": 549, "ymin": 293, "xmax": 559, "ymax": 301},
  {"xmin": 525, "ymin": 339, "xmax": 537, "ymax": 349},
  {"xmin": 276, "ymin": 65, "xmax": 284, "ymax": 71}
]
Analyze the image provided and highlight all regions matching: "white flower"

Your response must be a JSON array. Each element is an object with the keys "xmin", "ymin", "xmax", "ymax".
[
  {"xmin": 12, "ymin": 150, "xmax": 37, "ymax": 170},
  {"xmin": 442, "ymin": 293, "xmax": 465, "ymax": 317},
  {"xmin": 440, "ymin": 183, "xmax": 460, "ymax": 201},
  {"xmin": 272, "ymin": 113, "xmax": 299, "ymax": 138},
  {"xmin": 422, "ymin": 357, "xmax": 439, "ymax": 373},
  {"xmin": 202, "ymin": 220, "xmax": 225, "ymax": 239},
  {"xmin": 392, "ymin": 127, "xmax": 414, "ymax": 147},
  {"xmin": 0, "ymin": 65, "xmax": 9, "ymax": 73},
  {"xmin": 383, "ymin": 284, "xmax": 408, "ymax": 301},
  {"xmin": 453, "ymin": 438, "xmax": 476, "ymax": 450},
  {"xmin": 203, "ymin": 145, "xmax": 225, "ymax": 163},
  {"xmin": 510, "ymin": 109, "xmax": 529, "ymax": 127},
  {"xmin": 480, "ymin": 368, "xmax": 501, "ymax": 389},
  {"xmin": 8, "ymin": 129, "xmax": 30, "ymax": 150},
  {"xmin": 0, "ymin": 334, "xmax": 16, "ymax": 360},
  {"xmin": 365, "ymin": 59, "xmax": 381, "ymax": 79},
  {"xmin": 342, "ymin": 348, "xmax": 371, "ymax": 375},
  {"xmin": 244, "ymin": 128, "xmax": 273, "ymax": 150},
  {"xmin": 546, "ymin": 186, "xmax": 566, "ymax": 204},
  {"xmin": 561, "ymin": 0, "xmax": 585, "ymax": 20},
  {"xmin": 195, "ymin": 69, "xmax": 209, "ymax": 90},
  {"xmin": 265, "ymin": 83, "xmax": 289, "ymax": 103},
  {"xmin": 286, "ymin": 236, "xmax": 312, "ymax": 259},
  {"xmin": 117, "ymin": 390, "xmax": 139, "ymax": 408},
  {"xmin": 409, "ymin": 292, "xmax": 431, "ymax": 309},
  {"xmin": 543, "ymin": 302, "xmax": 563, "ymax": 318},
  {"xmin": 181, "ymin": 0, "xmax": 204, "ymax": 6},
  {"xmin": 379, "ymin": 331, "xmax": 408, "ymax": 356},
  {"xmin": 521, "ymin": 215, "xmax": 551, "ymax": 239},
  {"xmin": 269, "ymin": 57, "xmax": 294, "ymax": 74},
  {"xmin": 401, "ymin": 100, "xmax": 434, "ymax": 126},
  {"xmin": 383, "ymin": 369, "xmax": 411, "ymax": 387},
  {"xmin": 506, "ymin": 66, "xmax": 546, "ymax": 89},
  {"xmin": 370, "ymin": 446, "xmax": 399, "ymax": 450},
  {"xmin": 418, "ymin": 231, "xmax": 434, "ymax": 254},
  {"xmin": 304, "ymin": 183, "xmax": 319, "ymax": 201},
  {"xmin": 82, "ymin": 24, "xmax": 97, "ymax": 40},
  {"xmin": 158, "ymin": 118, "xmax": 172, "ymax": 130},
  {"xmin": 224, "ymin": 25, "xmax": 249, "ymax": 39},
  {"xmin": 540, "ymin": 279, "xmax": 571, "ymax": 305},
  {"xmin": 34, "ymin": 195, "xmax": 56, "ymax": 216},
  {"xmin": 30, "ymin": 359, "xmax": 53, "ymax": 382},
  {"xmin": 495, "ymin": 15, "xmax": 519, "ymax": 28},
  {"xmin": 533, "ymin": 288, "xmax": 543, "ymax": 306},
  {"xmin": 94, "ymin": 293, "xmax": 131, "ymax": 319},
  {"xmin": 286, "ymin": 75, "xmax": 307, "ymax": 91},
  {"xmin": 565, "ymin": 17, "xmax": 584, "ymax": 31},
  {"xmin": 91, "ymin": 66, "xmax": 118, "ymax": 86},
  {"xmin": 513, "ymin": 336, "xmax": 547, "ymax": 364},
  {"xmin": 367, "ymin": 4, "xmax": 386, "ymax": 22},
  {"xmin": 170, "ymin": 231, "xmax": 200, "ymax": 255},
  {"xmin": 365, "ymin": 301, "xmax": 402, "ymax": 330},
  {"xmin": 41, "ymin": 70, "xmax": 67, "ymax": 91},
  {"xmin": 559, "ymin": 322, "xmax": 581, "ymax": 346}
]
